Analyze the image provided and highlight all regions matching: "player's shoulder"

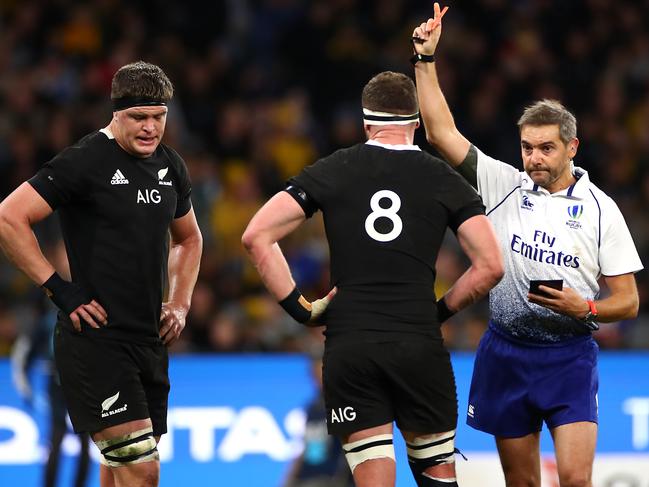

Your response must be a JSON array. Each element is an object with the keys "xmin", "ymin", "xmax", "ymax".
[
  {"xmin": 577, "ymin": 170, "xmax": 618, "ymax": 210},
  {"xmin": 320, "ymin": 143, "xmax": 363, "ymax": 164},
  {"xmin": 157, "ymin": 143, "xmax": 185, "ymax": 167},
  {"xmin": 50, "ymin": 131, "xmax": 106, "ymax": 166}
]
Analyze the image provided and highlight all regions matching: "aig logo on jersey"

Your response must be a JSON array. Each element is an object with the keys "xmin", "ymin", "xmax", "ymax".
[
  {"xmin": 330, "ymin": 406, "xmax": 356, "ymax": 423},
  {"xmin": 137, "ymin": 189, "xmax": 161, "ymax": 204},
  {"xmin": 566, "ymin": 204, "xmax": 583, "ymax": 230}
]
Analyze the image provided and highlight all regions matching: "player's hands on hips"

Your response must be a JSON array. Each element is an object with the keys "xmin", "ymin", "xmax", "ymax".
[
  {"xmin": 307, "ymin": 287, "xmax": 337, "ymax": 326},
  {"xmin": 527, "ymin": 285, "xmax": 590, "ymax": 320},
  {"xmin": 70, "ymin": 300, "xmax": 108, "ymax": 332},
  {"xmin": 412, "ymin": 2, "xmax": 447, "ymax": 56},
  {"xmin": 159, "ymin": 302, "xmax": 188, "ymax": 345}
]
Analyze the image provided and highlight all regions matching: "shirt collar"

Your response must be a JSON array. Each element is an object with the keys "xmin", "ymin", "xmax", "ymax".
[
  {"xmin": 366, "ymin": 140, "xmax": 421, "ymax": 151},
  {"xmin": 520, "ymin": 163, "xmax": 590, "ymax": 199}
]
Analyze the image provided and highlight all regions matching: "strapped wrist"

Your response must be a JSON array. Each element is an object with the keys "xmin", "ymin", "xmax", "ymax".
[
  {"xmin": 581, "ymin": 300, "xmax": 599, "ymax": 331},
  {"xmin": 42, "ymin": 272, "xmax": 90, "ymax": 315},
  {"xmin": 278, "ymin": 287, "xmax": 312, "ymax": 323},
  {"xmin": 437, "ymin": 297, "xmax": 454, "ymax": 323},
  {"xmin": 410, "ymin": 53, "xmax": 436, "ymax": 66}
]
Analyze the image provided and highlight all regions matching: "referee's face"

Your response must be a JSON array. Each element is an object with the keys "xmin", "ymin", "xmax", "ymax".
[
  {"xmin": 520, "ymin": 124, "xmax": 577, "ymax": 193},
  {"xmin": 113, "ymin": 106, "xmax": 168, "ymax": 158}
]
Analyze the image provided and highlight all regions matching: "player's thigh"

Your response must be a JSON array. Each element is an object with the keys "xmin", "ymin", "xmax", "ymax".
[
  {"xmin": 54, "ymin": 324, "xmax": 154, "ymax": 434},
  {"xmin": 387, "ymin": 339, "xmax": 458, "ymax": 434},
  {"xmin": 323, "ymin": 343, "xmax": 394, "ymax": 438},
  {"xmin": 495, "ymin": 433, "xmax": 541, "ymax": 487},
  {"xmin": 551, "ymin": 421, "xmax": 597, "ymax": 486},
  {"xmin": 137, "ymin": 344, "xmax": 170, "ymax": 437},
  {"xmin": 341, "ymin": 423, "xmax": 395, "ymax": 487},
  {"xmin": 94, "ymin": 418, "xmax": 160, "ymax": 485}
]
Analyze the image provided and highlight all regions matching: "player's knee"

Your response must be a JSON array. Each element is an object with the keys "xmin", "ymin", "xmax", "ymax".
[
  {"xmin": 406, "ymin": 430, "xmax": 458, "ymax": 487},
  {"xmin": 94, "ymin": 426, "xmax": 159, "ymax": 468},
  {"xmin": 558, "ymin": 470, "xmax": 591, "ymax": 487},
  {"xmin": 142, "ymin": 465, "xmax": 160, "ymax": 487},
  {"xmin": 342, "ymin": 433, "xmax": 395, "ymax": 473}
]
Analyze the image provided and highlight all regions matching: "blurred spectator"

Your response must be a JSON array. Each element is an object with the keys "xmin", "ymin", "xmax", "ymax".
[{"xmin": 0, "ymin": 0, "xmax": 648, "ymax": 354}]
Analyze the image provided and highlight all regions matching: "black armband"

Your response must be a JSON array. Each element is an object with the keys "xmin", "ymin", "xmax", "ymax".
[
  {"xmin": 42, "ymin": 272, "xmax": 90, "ymax": 315},
  {"xmin": 278, "ymin": 287, "xmax": 312, "ymax": 323},
  {"xmin": 437, "ymin": 297, "xmax": 455, "ymax": 323},
  {"xmin": 285, "ymin": 185, "xmax": 318, "ymax": 218},
  {"xmin": 410, "ymin": 52, "xmax": 436, "ymax": 66}
]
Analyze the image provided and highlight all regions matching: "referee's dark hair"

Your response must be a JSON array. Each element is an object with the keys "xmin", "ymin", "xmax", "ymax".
[
  {"xmin": 111, "ymin": 61, "xmax": 174, "ymax": 102},
  {"xmin": 517, "ymin": 99, "xmax": 577, "ymax": 144},
  {"xmin": 362, "ymin": 71, "xmax": 418, "ymax": 115}
]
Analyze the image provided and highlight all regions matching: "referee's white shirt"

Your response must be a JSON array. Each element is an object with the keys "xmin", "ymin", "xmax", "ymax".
[{"xmin": 474, "ymin": 147, "xmax": 643, "ymax": 343}]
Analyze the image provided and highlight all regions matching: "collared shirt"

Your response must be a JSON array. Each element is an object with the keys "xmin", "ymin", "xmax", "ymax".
[{"xmin": 473, "ymin": 146, "xmax": 643, "ymax": 343}]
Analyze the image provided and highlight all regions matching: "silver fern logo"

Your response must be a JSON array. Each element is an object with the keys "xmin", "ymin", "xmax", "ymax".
[
  {"xmin": 158, "ymin": 167, "xmax": 172, "ymax": 186},
  {"xmin": 102, "ymin": 392, "xmax": 120, "ymax": 412},
  {"xmin": 101, "ymin": 391, "xmax": 128, "ymax": 418}
]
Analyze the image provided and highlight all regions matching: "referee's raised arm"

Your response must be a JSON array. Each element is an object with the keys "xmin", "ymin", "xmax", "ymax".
[{"xmin": 412, "ymin": 3, "xmax": 471, "ymax": 168}]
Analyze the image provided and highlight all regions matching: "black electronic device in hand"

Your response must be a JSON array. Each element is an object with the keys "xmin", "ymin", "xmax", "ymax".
[{"xmin": 529, "ymin": 279, "xmax": 563, "ymax": 298}]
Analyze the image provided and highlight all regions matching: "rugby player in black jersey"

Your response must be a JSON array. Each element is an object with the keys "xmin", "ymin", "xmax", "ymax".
[
  {"xmin": 0, "ymin": 61, "xmax": 202, "ymax": 487},
  {"xmin": 243, "ymin": 71, "xmax": 503, "ymax": 487}
]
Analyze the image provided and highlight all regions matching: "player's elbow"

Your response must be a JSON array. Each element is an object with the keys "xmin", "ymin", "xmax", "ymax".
[
  {"xmin": 241, "ymin": 226, "xmax": 258, "ymax": 255},
  {"xmin": 479, "ymin": 254, "xmax": 504, "ymax": 289},
  {"xmin": 0, "ymin": 205, "xmax": 20, "ymax": 239},
  {"xmin": 485, "ymin": 259, "xmax": 504, "ymax": 288},
  {"xmin": 241, "ymin": 224, "xmax": 270, "ymax": 258}
]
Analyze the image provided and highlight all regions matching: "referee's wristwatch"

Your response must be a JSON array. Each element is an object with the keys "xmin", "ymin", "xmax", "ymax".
[{"xmin": 581, "ymin": 300, "xmax": 599, "ymax": 330}]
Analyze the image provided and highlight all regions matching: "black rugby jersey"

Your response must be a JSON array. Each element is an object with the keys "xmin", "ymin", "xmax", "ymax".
[
  {"xmin": 29, "ymin": 130, "xmax": 192, "ymax": 343},
  {"xmin": 289, "ymin": 142, "xmax": 484, "ymax": 343}
]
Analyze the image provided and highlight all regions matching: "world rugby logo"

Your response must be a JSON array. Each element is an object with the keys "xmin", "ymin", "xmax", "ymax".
[
  {"xmin": 566, "ymin": 205, "xmax": 583, "ymax": 230},
  {"xmin": 567, "ymin": 204, "xmax": 583, "ymax": 219}
]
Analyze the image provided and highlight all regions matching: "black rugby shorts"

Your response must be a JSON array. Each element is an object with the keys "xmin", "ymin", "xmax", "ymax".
[
  {"xmin": 53, "ymin": 323, "xmax": 170, "ymax": 436},
  {"xmin": 323, "ymin": 338, "xmax": 458, "ymax": 437}
]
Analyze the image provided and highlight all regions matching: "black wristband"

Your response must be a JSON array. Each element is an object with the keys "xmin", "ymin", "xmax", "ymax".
[
  {"xmin": 42, "ymin": 272, "xmax": 90, "ymax": 315},
  {"xmin": 436, "ymin": 297, "xmax": 454, "ymax": 323},
  {"xmin": 278, "ymin": 287, "xmax": 312, "ymax": 324},
  {"xmin": 410, "ymin": 52, "xmax": 436, "ymax": 66}
]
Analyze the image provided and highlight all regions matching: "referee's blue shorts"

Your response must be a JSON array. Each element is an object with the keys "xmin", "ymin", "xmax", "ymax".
[{"xmin": 467, "ymin": 323, "xmax": 598, "ymax": 438}]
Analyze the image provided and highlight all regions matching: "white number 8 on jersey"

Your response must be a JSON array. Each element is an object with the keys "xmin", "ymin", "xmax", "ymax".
[{"xmin": 365, "ymin": 190, "xmax": 403, "ymax": 242}]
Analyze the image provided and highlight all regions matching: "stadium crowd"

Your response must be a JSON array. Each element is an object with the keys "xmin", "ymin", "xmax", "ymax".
[{"xmin": 0, "ymin": 0, "xmax": 648, "ymax": 355}]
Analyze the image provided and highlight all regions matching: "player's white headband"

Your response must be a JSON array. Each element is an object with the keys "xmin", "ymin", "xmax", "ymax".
[{"xmin": 363, "ymin": 108, "xmax": 419, "ymax": 126}]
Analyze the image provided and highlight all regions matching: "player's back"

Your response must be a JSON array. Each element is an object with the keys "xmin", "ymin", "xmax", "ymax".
[{"xmin": 290, "ymin": 142, "xmax": 483, "ymax": 342}]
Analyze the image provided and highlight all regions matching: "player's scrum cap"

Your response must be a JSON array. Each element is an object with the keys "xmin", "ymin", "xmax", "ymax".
[
  {"xmin": 112, "ymin": 96, "xmax": 167, "ymax": 111},
  {"xmin": 363, "ymin": 108, "xmax": 419, "ymax": 126}
]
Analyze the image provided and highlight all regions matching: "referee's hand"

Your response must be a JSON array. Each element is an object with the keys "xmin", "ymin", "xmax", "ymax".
[
  {"xmin": 159, "ymin": 302, "xmax": 188, "ymax": 345},
  {"xmin": 412, "ymin": 2, "xmax": 447, "ymax": 56},
  {"xmin": 69, "ymin": 300, "xmax": 108, "ymax": 332}
]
